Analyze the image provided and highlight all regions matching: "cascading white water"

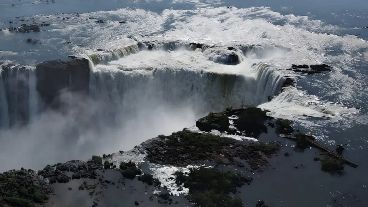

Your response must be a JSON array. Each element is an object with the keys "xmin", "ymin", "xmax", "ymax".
[
  {"xmin": 89, "ymin": 61, "xmax": 286, "ymax": 123},
  {"xmin": 0, "ymin": 69, "xmax": 10, "ymax": 128},
  {"xmin": 0, "ymin": 56, "xmax": 286, "ymax": 129},
  {"xmin": 28, "ymin": 68, "xmax": 39, "ymax": 123},
  {"xmin": 0, "ymin": 63, "xmax": 40, "ymax": 128},
  {"xmin": 254, "ymin": 63, "xmax": 285, "ymax": 103}
]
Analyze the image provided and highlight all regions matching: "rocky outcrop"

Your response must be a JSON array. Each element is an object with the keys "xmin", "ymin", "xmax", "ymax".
[
  {"xmin": 206, "ymin": 48, "xmax": 241, "ymax": 65},
  {"xmin": 281, "ymin": 77, "xmax": 295, "ymax": 88},
  {"xmin": 196, "ymin": 112, "xmax": 230, "ymax": 132},
  {"xmin": 8, "ymin": 24, "xmax": 40, "ymax": 33},
  {"xmin": 38, "ymin": 156, "xmax": 103, "ymax": 184},
  {"xmin": 35, "ymin": 58, "xmax": 90, "ymax": 109},
  {"xmin": 143, "ymin": 129, "xmax": 280, "ymax": 170},
  {"xmin": 289, "ymin": 64, "xmax": 332, "ymax": 74}
]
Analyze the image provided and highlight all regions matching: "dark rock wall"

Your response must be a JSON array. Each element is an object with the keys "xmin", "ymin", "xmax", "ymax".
[
  {"xmin": 0, "ymin": 58, "xmax": 91, "ymax": 128},
  {"xmin": 35, "ymin": 58, "xmax": 91, "ymax": 109}
]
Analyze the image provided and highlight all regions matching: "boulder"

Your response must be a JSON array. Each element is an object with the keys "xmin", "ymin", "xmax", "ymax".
[
  {"xmin": 282, "ymin": 77, "xmax": 295, "ymax": 88},
  {"xmin": 205, "ymin": 47, "xmax": 241, "ymax": 65},
  {"xmin": 189, "ymin": 43, "xmax": 205, "ymax": 50}
]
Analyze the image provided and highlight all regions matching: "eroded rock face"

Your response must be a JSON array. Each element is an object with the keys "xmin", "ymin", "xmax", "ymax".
[{"xmin": 35, "ymin": 58, "xmax": 90, "ymax": 109}]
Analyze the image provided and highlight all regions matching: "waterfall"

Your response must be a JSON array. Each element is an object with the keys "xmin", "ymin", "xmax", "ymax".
[
  {"xmin": 89, "ymin": 63, "xmax": 285, "ymax": 123},
  {"xmin": 0, "ymin": 67, "xmax": 10, "ymax": 128},
  {"xmin": 0, "ymin": 63, "xmax": 39, "ymax": 128},
  {"xmin": 254, "ymin": 64, "xmax": 285, "ymax": 103},
  {"xmin": 28, "ymin": 68, "xmax": 39, "ymax": 122},
  {"xmin": 0, "ymin": 58, "xmax": 286, "ymax": 129}
]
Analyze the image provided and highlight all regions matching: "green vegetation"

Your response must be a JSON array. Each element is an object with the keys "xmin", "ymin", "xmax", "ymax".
[
  {"xmin": 0, "ymin": 169, "xmax": 49, "ymax": 207},
  {"xmin": 145, "ymin": 129, "xmax": 279, "ymax": 169},
  {"xmin": 91, "ymin": 155, "xmax": 103, "ymax": 165},
  {"xmin": 275, "ymin": 119, "xmax": 294, "ymax": 135},
  {"xmin": 175, "ymin": 167, "xmax": 249, "ymax": 207},
  {"xmin": 119, "ymin": 162, "xmax": 142, "ymax": 179},
  {"xmin": 234, "ymin": 107, "xmax": 269, "ymax": 137},
  {"xmin": 196, "ymin": 112, "xmax": 230, "ymax": 132},
  {"xmin": 104, "ymin": 161, "xmax": 112, "ymax": 169},
  {"xmin": 89, "ymin": 54, "xmax": 100, "ymax": 65},
  {"xmin": 3, "ymin": 197, "xmax": 35, "ymax": 207},
  {"xmin": 138, "ymin": 173, "xmax": 160, "ymax": 186}
]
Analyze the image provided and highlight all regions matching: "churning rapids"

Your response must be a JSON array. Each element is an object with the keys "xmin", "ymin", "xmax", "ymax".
[{"xmin": 0, "ymin": 1, "xmax": 368, "ymax": 175}]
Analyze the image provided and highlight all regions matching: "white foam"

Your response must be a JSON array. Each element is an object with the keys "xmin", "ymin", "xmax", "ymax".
[
  {"xmin": 259, "ymin": 87, "xmax": 360, "ymax": 126},
  {"xmin": 150, "ymin": 164, "xmax": 191, "ymax": 196}
]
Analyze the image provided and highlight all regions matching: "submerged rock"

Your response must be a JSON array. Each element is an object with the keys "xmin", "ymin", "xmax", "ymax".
[
  {"xmin": 26, "ymin": 38, "xmax": 40, "ymax": 45},
  {"xmin": 95, "ymin": 19, "xmax": 105, "ymax": 24},
  {"xmin": 320, "ymin": 156, "xmax": 344, "ymax": 174}
]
